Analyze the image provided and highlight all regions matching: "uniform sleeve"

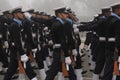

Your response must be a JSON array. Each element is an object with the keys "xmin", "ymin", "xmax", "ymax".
[
  {"xmin": 78, "ymin": 20, "xmax": 100, "ymax": 32},
  {"xmin": 52, "ymin": 21, "xmax": 69, "ymax": 57},
  {"xmin": 23, "ymin": 20, "xmax": 37, "ymax": 49},
  {"xmin": 31, "ymin": 17, "xmax": 48, "ymax": 24},
  {"xmin": 51, "ymin": 21, "xmax": 60, "ymax": 43},
  {"xmin": 66, "ymin": 23, "xmax": 76, "ymax": 49}
]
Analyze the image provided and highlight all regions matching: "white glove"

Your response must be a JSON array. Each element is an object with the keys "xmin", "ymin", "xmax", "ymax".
[
  {"xmin": 32, "ymin": 33, "xmax": 36, "ymax": 38},
  {"xmin": 48, "ymin": 40, "xmax": 53, "ymax": 45},
  {"xmin": 38, "ymin": 45, "xmax": 41, "ymax": 51},
  {"xmin": 22, "ymin": 42, "xmax": 25, "ymax": 47},
  {"xmin": 21, "ymin": 54, "xmax": 29, "ymax": 63},
  {"xmin": 0, "ymin": 34, "xmax": 2, "ymax": 38},
  {"xmin": 73, "ymin": 24, "xmax": 78, "ymax": 29},
  {"xmin": 44, "ymin": 27, "xmax": 48, "ymax": 31},
  {"xmin": 4, "ymin": 41, "xmax": 9, "ymax": 48},
  {"xmin": 32, "ymin": 48, "xmax": 37, "ymax": 53},
  {"xmin": 65, "ymin": 57, "xmax": 72, "ymax": 65},
  {"xmin": 32, "ymin": 48, "xmax": 37, "ymax": 54},
  {"xmin": 118, "ymin": 56, "xmax": 120, "ymax": 70},
  {"xmin": 74, "ymin": 28, "xmax": 79, "ymax": 34},
  {"xmin": 45, "ymin": 31, "xmax": 49, "ymax": 35},
  {"xmin": 118, "ymin": 56, "xmax": 120, "ymax": 63},
  {"xmin": 72, "ymin": 49, "xmax": 78, "ymax": 56},
  {"xmin": 24, "ymin": 12, "xmax": 32, "ymax": 19},
  {"xmin": 32, "ymin": 48, "xmax": 37, "ymax": 57},
  {"xmin": 79, "ymin": 46, "xmax": 81, "ymax": 54}
]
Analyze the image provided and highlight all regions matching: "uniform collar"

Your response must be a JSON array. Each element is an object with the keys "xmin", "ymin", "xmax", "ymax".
[
  {"xmin": 13, "ymin": 18, "xmax": 22, "ymax": 26},
  {"xmin": 101, "ymin": 16, "xmax": 106, "ymax": 19},
  {"xmin": 111, "ymin": 13, "xmax": 120, "ymax": 20},
  {"xmin": 66, "ymin": 18, "xmax": 73, "ymax": 24},
  {"xmin": 56, "ymin": 17, "xmax": 64, "ymax": 24},
  {"xmin": 66, "ymin": 18, "xmax": 77, "ymax": 24}
]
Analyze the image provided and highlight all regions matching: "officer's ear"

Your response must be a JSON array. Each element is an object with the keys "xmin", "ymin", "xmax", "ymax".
[
  {"xmin": 55, "ymin": 12, "xmax": 59, "ymax": 17},
  {"xmin": 12, "ymin": 13, "xmax": 17, "ymax": 17}
]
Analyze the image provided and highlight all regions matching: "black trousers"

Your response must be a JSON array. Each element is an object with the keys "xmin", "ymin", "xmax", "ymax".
[
  {"xmin": 74, "ymin": 46, "xmax": 82, "ymax": 69},
  {"xmin": 4, "ymin": 45, "xmax": 36, "ymax": 80},
  {"xmin": 91, "ymin": 40, "xmax": 99, "ymax": 62},
  {"xmin": 102, "ymin": 50, "xmax": 114, "ymax": 80},
  {"xmin": 94, "ymin": 43, "xmax": 106, "ymax": 74},
  {"xmin": 45, "ymin": 48, "xmax": 76, "ymax": 80},
  {"xmin": 116, "ymin": 76, "xmax": 120, "ymax": 80},
  {"xmin": 68, "ymin": 65, "xmax": 76, "ymax": 80},
  {"xmin": 35, "ymin": 50, "xmax": 44, "ymax": 69},
  {"xmin": 0, "ymin": 41, "xmax": 8, "ymax": 68},
  {"xmin": 84, "ymin": 32, "xmax": 92, "ymax": 45},
  {"xmin": 36, "ymin": 46, "xmax": 49, "ymax": 69},
  {"xmin": 45, "ymin": 48, "xmax": 62, "ymax": 80}
]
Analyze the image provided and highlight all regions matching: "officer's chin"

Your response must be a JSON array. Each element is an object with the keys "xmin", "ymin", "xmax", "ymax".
[{"xmin": 19, "ymin": 17, "xmax": 24, "ymax": 20}]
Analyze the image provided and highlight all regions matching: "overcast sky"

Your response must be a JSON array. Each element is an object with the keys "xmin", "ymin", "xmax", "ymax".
[{"xmin": 0, "ymin": 0, "xmax": 120, "ymax": 21}]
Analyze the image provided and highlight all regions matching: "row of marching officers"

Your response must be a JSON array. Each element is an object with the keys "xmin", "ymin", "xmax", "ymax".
[
  {"xmin": 0, "ymin": 6, "xmax": 86, "ymax": 80},
  {"xmin": 79, "ymin": 3, "xmax": 120, "ymax": 80},
  {"xmin": 1, "ymin": 3, "xmax": 120, "ymax": 80}
]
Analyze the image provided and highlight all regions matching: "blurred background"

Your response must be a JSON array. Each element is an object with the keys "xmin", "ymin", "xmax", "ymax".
[{"xmin": 0, "ymin": 0, "xmax": 120, "ymax": 21}]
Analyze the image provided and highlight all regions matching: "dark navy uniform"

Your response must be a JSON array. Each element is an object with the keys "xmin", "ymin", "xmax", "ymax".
[
  {"xmin": 103, "ymin": 4, "xmax": 120, "ymax": 80},
  {"xmin": 0, "ymin": 14, "xmax": 10, "ymax": 71},
  {"xmin": 45, "ymin": 7, "xmax": 76, "ymax": 80},
  {"xmin": 4, "ymin": 8, "xmax": 36, "ymax": 80},
  {"xmin": 93, "ymin": 8, "xmax": 111, "ymax": 77}
]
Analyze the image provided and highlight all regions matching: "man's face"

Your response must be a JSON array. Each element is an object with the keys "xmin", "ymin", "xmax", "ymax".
[
  {"xmin": 16, "ymin": 12, "xmax": 24, "ymax": 20},
  {"xmin": 114, "ymin": 8, "xmax": 120, "ymax": 15},
  {"xmin": 31, "ymin": 13, "xmax": 36, "ymax": 17},
  {"xmin": 118, "ymin": 8, "xmax": 120, "ymax": 15},
  {"xmin": 68, "ymin": 12, "xmax": 79, "ymax": 22},
  {"xmin": 104, "ymin": 12, "xmax": 111, "ymax": 17},
  {"xmin": 6, "ymin": 14, "xmax": 13, "ymax": 19},
  {"xmin": 60, "ymin": 12, "xmax": 68, "ymax": 19}
]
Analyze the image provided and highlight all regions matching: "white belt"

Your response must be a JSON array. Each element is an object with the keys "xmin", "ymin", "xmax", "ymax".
[
  {"xmin": 4, "ymin": 23, "xmax": 8, "ymax": 26},
  {"xmin": 0, "ymin": 34, "xmax": 2, "ymax": 38},
  {"xmin": 32, "ymin": 33, "xmax": 36, "ymax": 38},
  {"xmin": 89, "ymin": 31, "xmax": 92, "ymax": 33},
  {"xmin": 7, "ymin": 32, "xmax": 10, "ymax": 35},
  {"xmin": 22, "ymin": 42, "xmax": 25, "ymax": 46},
  {"xmin": 45, "ymin": 32, "xmax": 49, "ymax": 35},
  {"xmin": 53, "ymin": 44, "xmax": 61, "ymax": 48},
  {"xmin": 99, "ymin": 37, "xmax": 106, "ymax": 41},
  {"xmin": 93, "ymin": 32, "xmax": 96, "ymax": 35},
  {"xmin": 108, "ymin": 38, "xmax": 115, "ymax": 42},
  {"xmin": 12, "ymin": 42, "xmax": 15, "ymax": 46}
]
